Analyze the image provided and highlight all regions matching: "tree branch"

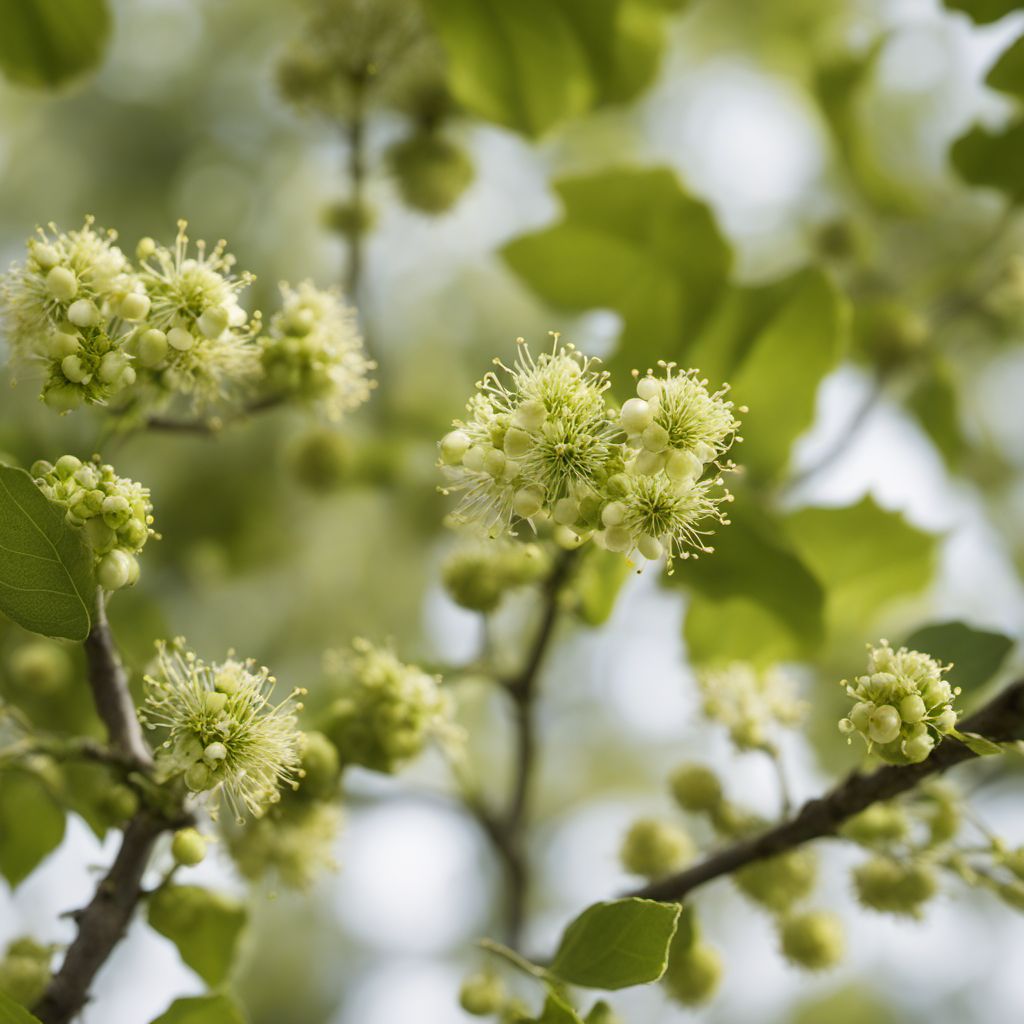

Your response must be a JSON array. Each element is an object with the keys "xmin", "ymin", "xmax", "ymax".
[
  {"xmin": 82, "ymin": 591, "xmax": 152, "ymax": 770},
  {"xmin": 628, "ymin": 679, "xmax": 1024, "ymax": 903}
]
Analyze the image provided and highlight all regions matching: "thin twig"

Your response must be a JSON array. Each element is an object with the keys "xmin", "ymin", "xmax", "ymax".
[
  {"xmin": 143, "ymin": 393, "xmax": 284, "ymax": 436},
  {"xmin": 626, "ymin": 678, "xmax": 1024, "ymax": 903}
]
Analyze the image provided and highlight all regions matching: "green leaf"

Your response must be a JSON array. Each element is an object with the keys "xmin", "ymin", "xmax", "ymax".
[
  {"xmin": 503, "ymin": 167, "xmax": 731, "ymax": 386},
  {"xmin": 986, "ymin": 33, "xmax": 1024, "ymax": 97},
  {"xmin": 727, "ymin": 269, "xmax": 848, "ymax": 479},
  {"xmin": 953, "ymin": 730, "xmax": 1006, "ymax": 757},
  {"xmin": 0, "ymin": 769, "xmax": 66, "ymax": 887},
  {"xmin": 673, "ymin": 495, "xmax": 825, "ymax": 665},
  {"xmin": 783, "ymin": 498, "xmax": 938, "ymax": 638},
  {"xmin": 548, "ymin": 898, "xmax": 681, "ymax": 990},
  {"xmin": 0, "ymin": 465, "xmax": 94, "ymax": 642},
  {"xmin": 147, "ymin": 885, "xmax": 247, "ymax": 987},
  {"xmin": 903, "ymin": 621, "xmax": 1013, "ymax": 695},
  {"xmin": 907, "ymin": 358, "xmax": 966, "ymax": 469},
  {"xmin": 149, "ymin": 995, "xmax": 246, "ymax": 1024},
  {"xmin": 573, "ymin": 547, "xmax": 632, "ymax": 626},
  {"xmin": 423, "ymin": 0, "xmax": 666, "ymax": 137},
  {"xmin": 539, "ymin": 992, "xmax": 584, "ymax": 1024},
  {"xmin": 0, "ymin": 989, "xmax": 44, "ymax": 1023},
  {"xmin": 0, "ymin": 0, "xmax": 111, "ymax": 90},
  {"xmin": 951, "ymin": 119, "xmax": 1024, "ymax": 201},
  {"xmin": 943, "ymin": 0, "xmax": 1024, "ymax": 24}
]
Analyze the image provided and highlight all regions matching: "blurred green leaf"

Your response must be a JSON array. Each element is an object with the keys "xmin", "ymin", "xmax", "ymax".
[
  {"xmin": 904, "ymin": 621, "xmax": 1013, "ymax": 695},
  {"xmin": 673, "ymin": 497, "xmax": 825, "ymax": 665},
  {"xmin": 423, "ymin": 0, "xmax": 667, "ymax": 137},
  {"xmin": 951, "ymin": 119, "xmax": 1024, "ymax": 200},
  {"xmin": 149, "ymin": 995, "xmax": 246, "ymax": 1024},
  {"xmin": 783, "ymin": 498, "xmax": 938, "ymax": 637},
  {"xmin": 572, "ymin": 547, "xmax": 632, "ymax": 626},
  {"xmin": 0, "ymin": 465, "xmax": 94, "ymax": 642},
  {"xmin": 0, "ymin": 0, "xmax": 111, "ymax": 90},
  {"xmin": 504, "ymin": 167, "xmax": 730, "ymax": 387},
  {"xmin": 0, "ymin": 991, "xmax": 42, "ymax": 1024},
  {"xmin": 0, "ymin": 769, "xmax": 66, "ymax": 887},
  {"xmin": 954, "ymin": 729, "xmax": 1006, "ymax": 756},
  {"xmin": 907, "ymin": 359, "xmax": 966, "ymax": 469},
  {"xmin": 584, "ymin": 1000, "xmax": 619, "ymax": 1024},
  {"xmin": 549, "ymin": 898, "xmax": 680, "ymax": 990},
  {"xmin": 987, "ymin": 34, "xmax": 1024, "ymax": 96},
  {"xmin": 728, "ymin": 269, "xmax": 848, "ymax": 479},
  {"xmin": 943, "ymin": 0, "xmax": 1024, "ymax": 24},
  {"xmin": 540, "ymin": 992, "xmax": 584, "ymax": 1024},
  {"xmin": 147, "ymin": 885, "xmax": 247, "ymax": 987}
]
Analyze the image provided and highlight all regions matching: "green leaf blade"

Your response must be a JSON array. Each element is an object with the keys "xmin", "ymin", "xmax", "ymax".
[
  {"xmin": 0, "ymin": 770, "xmax": 66, "ymax": 887},
  {"xmin": 0, "ymin": 988, "xmax": 44, "ymax": 1023},
  {"xmin": 549, "ymin": 898, "xmax": 681, "ymax": 990},
  {"xmin": 903, "ymin": 621, "xmax": 1013, "ymax": 696},
  {"xmin": 0, "ymin": 465, "xmax": 94, "ymax": 641},
  {"xmin": 149, "ymin": 995, "xmax": 246, "ymax": 1024},
  {"xmin": 147, "ymin": 885, "xmax": 247, "ymax": 987}
]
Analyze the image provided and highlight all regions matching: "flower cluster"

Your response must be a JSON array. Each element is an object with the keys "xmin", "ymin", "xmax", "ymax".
[
  {"xmin": 838, "ymin": 640, "xmax": 960, "ymax": 764},
  {"xmin": 32, "ymin": 454, "xmax": 155, "ymax": 590},
  {"xmin": 260, "ymin": 281, "xmax": 375, "ymax": 419},
  {"xmin": 0, "ymin": 937, "xmax": 53, "ymax": 1009},
  {"xmin": 619, "ymin": 817, "xmax": 695, "ymax": 880},
  {"xmin": 439, "ymin": 337, "xmax": 741, "ymax": 570},
  {"xmin": 319, "ymin": 639, "xmax": 455, "ymax": 774},
  {"xmin": 1, "ymin": 218, "xmax": 140, "ymax": 409},
  {"xmin": 441, "ymin": 538, "xmax": 551, "ymax": 612},
  {"xmin": 2, "ymin": 218, "xmax": 375, "ymax": 422},
  {"xmin": 140, "ymin": 640, "xmax": 304, "ymax": 821},
  {"xmin": 132, "ymin": 222, "xmax": 260, "ymax": 406},
  {"xmin": 697, "ymin": 662, "xmax": 807, "ymax": 752}
]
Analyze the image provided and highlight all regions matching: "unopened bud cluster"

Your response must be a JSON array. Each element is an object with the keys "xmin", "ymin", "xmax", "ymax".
[
  {"xmin": 320, "ymin": 639, "xmax": 455, "ymax": 774},
  {"xmin": 260, "ymin": 281, "xmax": 375, "ymax": 420},
  {"xmin": 2, "ymin": 219, "xmax": 373, "ymax": 420},
  {"xmin": 141, "ymin": 640, "xmax": 305, "ymax": 822},
  {"xmin": 441, "ymin": 538, "xmax": 551, "ymax": 612},
  {"xmin": 32, "ymin": 454, "xmax": 154, "ymax": 590},
  {"xmin": 662, "ymin": 909, "xmax": 722, "ymax": 1007},
  {"xmin": 697, "ymin": 662, "xmax": 806, "ymax": 752},
  {"xmin": 0, "ymin": 937, "xmax": 53, "ymax": 1009},
  {"xmin": 439, "ymin": 338, "xmax": 742, "ymax": 571},
  {"xmin": 839, "ymin": 640, "xmax": 959, "ymax": 764},
  {"xmin": 619, "ymin": 817, "xmax": 695, "ymax": 880}
]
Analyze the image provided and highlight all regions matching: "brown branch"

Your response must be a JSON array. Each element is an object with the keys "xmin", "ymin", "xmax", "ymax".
[
  {"xmin": 82, "ymin": 591, "xmax": 152, "ymax": 770},
  {"xmin": 628, "ymin": 678, "xmax": 1024, "ymax": 903},
  {"xmin": 143, "ymin": 394, "xmax": 284, "ymax": 436}
]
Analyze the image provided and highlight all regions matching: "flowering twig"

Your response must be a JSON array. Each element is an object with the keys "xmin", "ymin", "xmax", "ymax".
[{"xmin": 626, "ymin": 677, "xmax": 1024, "ymax": 904}]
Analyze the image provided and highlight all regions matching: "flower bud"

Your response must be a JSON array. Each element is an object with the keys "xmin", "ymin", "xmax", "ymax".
[
  {"xmin": 298, "ymin": 730, "xmax": 341, "ymax": 800},
  {"xmin": 458, "ymin": 973, "xmax": 506, "ymax": 1016},
  {"xmin": 663, "ymin": 943, "xmax": 722, "ymax": 1007},
  {"xmin": 734, "ymin": 849, "xmax": 817, "ymax": 912},
  {"xmin": 641, "ymin": 422, "xmax": 670, "ymax": 453},
  {"xmin": 899, "ymin": 693, "xmax": 926, "ymax": 724},
  {"xmin": 636, "ymin": 376, "xmax": 662, "ymax": 401},
  {"xmin": 669, "ymin": 763, "xmax": 722, "ymax": 813},
  {"xmin": 167, "ymin": 326, "xmax": 195, "ymax": 352},
  {"xmin": 118, "ymin": 291, "xmax": 150, "ymax": 321},
  {"xmin": 137, "ymin": 328, "xmax": 169, "ymax": 367},
  {"xmin": 619, "ymin": 818, "xmax": 694, "ymax": 879},
  {"xmin": 513, "ymin": 486, "xmax": 544, "ymax": 519},
  {"xmin": 197, "ymin": 306, "xmax": 230, "ymax": 338},
  {"xmin": 440, "ymin": 430, "xmax": 471, "ymax": 465},
  {"xmin": 8, "ymin": 641, "xmax": 73, "ymax": 694},
  {"xmin": 99, "ymin": 783, "xmax": 139, "ymax": 825},
  {"xmin": 665, "ymin": 448, "xmax": 702, "ymax": 483},
  {"xmin": 853, "ymin": 856, "xmax": 937, "ymax": 918},
  {"xmin": 97, "ymin": 549, "xmax": 133, "ymax": 590},
  {"xmin": 171, "ymin": 828, "xmax": 208, "ymax": 867},
  {"xmin": 867, "ymin": 705, "xmax": 901, "ymax": 745},
  {"xmin": 61, "ymin": 354, "xmax": 90, "ymax": 384},
  {"xmin": 779, "ymin": 911, "xmax": 843, "ymax": 970},
  {"xmin": 46, "ymin": 265, "xmax": 77, "ymax": 301},
  {"xmin": 620, "ymin": 397, "xmax": 654, "ymax": 434},
  {"xmin": 68, "ymin": 299, "xmax": 101, "ymax": 327}
]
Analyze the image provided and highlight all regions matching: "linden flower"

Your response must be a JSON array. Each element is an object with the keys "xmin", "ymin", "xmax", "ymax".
[
  {"xmin": 697, "ymin": 662, "xmax": 807, "ymax": 752},
  {"xmin": 133, "ymin": 221, "xmax": 260, "ymax": 406},
  {"xmin": 1, "ymin": 217, "xmax": 139, "ymax": 408},
  {"xmin": 260, "ymin": 281, "xmax": 375, "ymax": 419},
  {"xmin": 320, "ymin": 639, "xmax": 457, "ymax": 774},
  {"xmin": 141, "ymin": 641, "xmax": 304, "ymax": 821},
  {"xmin": 839, "ymin": 640, "xmax": 959, "ymax": 765},
  {"xmin": 438, "ymin": 335, "xmax": 616, "ymax": 535},
  {"xmin": 32, "ymin": 454, "xmax": 155, "ymax": 591}
]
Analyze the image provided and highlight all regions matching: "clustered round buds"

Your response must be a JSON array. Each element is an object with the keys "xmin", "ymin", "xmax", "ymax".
[
  {"xmin": 387, "ymin": 131, "xmax": 474, "ymax": 215},
  {"xmin": 171, "ymin": 827, "xmax": 208, "ymax": 867},
  {"xmin": 0, "ymin": 218, "xmax": 139, "ymax": 409},
  {"xmin": 734, "ymin": 849, "xmax": 818, "ymax": 913},
  {"xmin": 619, "ymin": 817, "xmax": 695, "ymax": 880},
  {"xmin": 778, "ymin": 910, "xmax": 844, "ymax": 971},
  {"xmin": 320, "ymin": 639, "xmax": 456, "ymax": 774},
  {"xmin": 260, "ymin": 281, "xmax": 375, "ymax": 420},
  {"xmin": 225, "ymin": 798, "xmax": 343, "ymax": 890},
  {"xmin": 439, "ymin": 339, "xmax": 740, "ymax": 571},
  {"xmin": 852, "ymin": 856, "xmax": 937, "ymax": 918},
  {"xmin": 140, "ymin": 640, "xmax": 305, "ymax": 821},
  {"xmin": 840, "ymin": 803, "xmax": 910, "ymax": 848},
  {"xmin": 441, "ymin": 538, "xmax": 551, "ymax": 612},
  {"xmin": 0, "ymin": 937, "xmax": 53, "ymax": 1009},
  {"xmin": 7, "ymin": 641, "xmax": 74, "ymax": 694},
  {"xmin": 32, "ymin": 454, "xmax": 155, "ymax": 590},
  {"xmin": 697, "ymin": 662, "xmax": 806, "ymax": 752},
  {"xmin": 133, "ymin": 222, "xmax": 260, "ymax": 407},
  {"xmin": 838, "ymin": 640, "xmax": 959, "ymax": 764}
]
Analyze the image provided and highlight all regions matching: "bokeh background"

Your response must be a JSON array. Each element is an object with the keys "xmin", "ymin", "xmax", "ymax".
[{"xmin": 2, "ymin": 0, "xmax": 1024, "ymax": 1021}]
